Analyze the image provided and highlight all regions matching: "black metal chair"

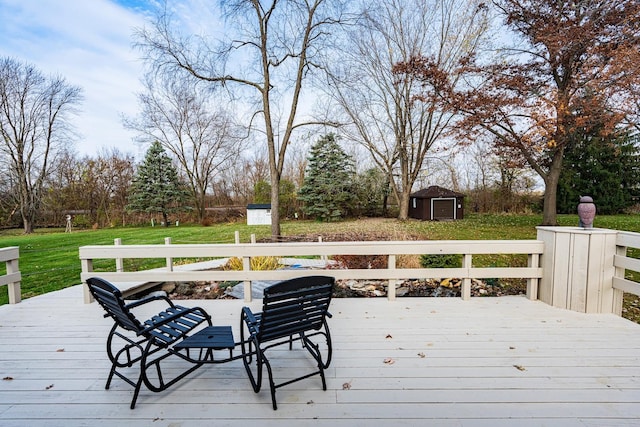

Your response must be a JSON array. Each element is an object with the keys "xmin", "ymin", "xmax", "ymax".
[
  {"xmin": 87, "ymin": 277, "xmax": 212, "ymax": 409},
  {"xmin": 240, "ymin": 275, "xmax": 334, "ymax": 410}
]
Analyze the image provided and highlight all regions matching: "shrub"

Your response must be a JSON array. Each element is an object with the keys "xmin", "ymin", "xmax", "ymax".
[
  {"xmin": 330, "ymin": 254, "xmax": 388, "ymax": 269},
  {"xmin": 223, "ymin": 256, "xmax": 281, "ymax": 271},
  {"xmin": 420, "ymin": 254, "xmax": 462, "ymax": 268}
]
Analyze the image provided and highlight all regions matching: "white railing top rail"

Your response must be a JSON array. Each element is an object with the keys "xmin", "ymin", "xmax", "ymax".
[
  {"xmin": 80, "ymin": 239, "xmax": 543, "ymax": 258},
  {"xmin": 79, "ymin": 239, "xmax": 544, "ymax": 304}
]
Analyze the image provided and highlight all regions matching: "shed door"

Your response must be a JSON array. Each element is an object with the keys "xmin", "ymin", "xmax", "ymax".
[{"xmin": 432, "ymin": 198, "xmax": 455, "ymax": 220}]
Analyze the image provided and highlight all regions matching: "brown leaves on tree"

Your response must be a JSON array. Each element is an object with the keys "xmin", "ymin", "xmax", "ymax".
[{"xmin": 393, "ymin": 0, "xmax": 640, "ymax": 226}]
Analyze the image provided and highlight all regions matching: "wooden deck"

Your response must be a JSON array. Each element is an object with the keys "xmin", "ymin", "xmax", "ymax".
[{"xmin": 1, "ymin": 285, "xmax": 640, "ymax": 426}]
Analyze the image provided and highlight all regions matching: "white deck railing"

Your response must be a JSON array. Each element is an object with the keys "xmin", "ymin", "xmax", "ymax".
[
  {"xmin": 614, "ymin": 231, "xmax": 640, "ymax": 297},
  {"xmin": 79, "ymin": 238, "xmax": 544, "ymax": 304},
  {"xmin": 0, "ymin": 246, "xmax": 21, "ymax": 304}
]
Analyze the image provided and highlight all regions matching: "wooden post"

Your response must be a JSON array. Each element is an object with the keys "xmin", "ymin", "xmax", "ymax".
[
  {"xmin": 526, "ymin": 253, "xmax": 539, "ymax": 300},
  {"xmin": 6, "ymin": 257, "xmax": 20, "ymax": 304},
  {"xmin": 387, "ymin": 254, "xmax": 397, "ymax": 301},
  {"xmin": 537, "ymin": 227, "xmax": 619, "ymax": 314},
  {"xmin": 165, "ymin": 237, "xmax": 173, "ymax": 271},
  {"xmin": 461, "ymin": 254, "xmax": 472, "ymax": 300},
  {"xmin": 235, "ymin": 231, "xmax": 240, "ymax": 244},
  {"xmin": 613, "ymin": 244, "xmax": 626, "ymax": 315},
  {"xmin": 82, "ymin": 258, "xmax": 94, "ymax": 304},
  {"xmin": 243, "ymin": 256, "xmax": 252, "ymax": 302},
  {"xmin": 114, "ymin": 238, "xmax": 124, "ymax": 273},
  {"xmin": 319, "ymin": 236, "xmax": 327, "ymax": 262}
]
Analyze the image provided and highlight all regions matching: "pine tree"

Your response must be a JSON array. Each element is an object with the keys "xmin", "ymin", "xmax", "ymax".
[
  {"xmin": 557, "ymin": 133, "xmax": 640, "ymax": 215},
  {"xmin": 298, "ymin": 134, "xmax": 355, "ymax": 221},
  {"xmin": 127, "ymin": 141, "xmax": 188, "ymax": 226}
]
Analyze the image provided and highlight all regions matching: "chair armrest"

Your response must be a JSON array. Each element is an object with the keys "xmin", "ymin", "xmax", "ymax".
[
  {"xmin": 125, "ymin": 293, "xmax": 175, "ymax": 310},
  {"xmin": 242, "ymin": 306, "xmax": 258, "ymax": 325}
]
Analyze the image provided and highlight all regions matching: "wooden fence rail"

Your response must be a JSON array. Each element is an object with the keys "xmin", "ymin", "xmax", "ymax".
[
  {"xmin": 0, "ymin": 246, "xmax": 21, "ymax": 304},
  {"xmin": 79, "ymin": 239, "xmax": 544, "ymax": 304}
]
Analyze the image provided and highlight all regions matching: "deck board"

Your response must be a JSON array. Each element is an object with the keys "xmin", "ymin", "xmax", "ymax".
[{"xmin": 1, "ymin": 285, "xmax": 640, "ymax": 426}]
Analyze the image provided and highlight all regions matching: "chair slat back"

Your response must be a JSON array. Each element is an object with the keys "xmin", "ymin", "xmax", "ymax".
[
  {"xmin": 87, "ymin": 277, "xmax": 143, "ymax": 333},
  {"xmin": 259, "ymin": 275, "xmax": 333, "ymax": 342}
]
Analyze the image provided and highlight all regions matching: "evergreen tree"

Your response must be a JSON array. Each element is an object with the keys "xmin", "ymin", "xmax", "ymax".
[
  {"xmin": 252, "ymin": 178, "xmax": 297, "ymax": 219},
  {"xmin": 253, "ymin": 180, "xmax": 271, "ymax": 204},
  {"xmin": 353, "ymin": 167, "xmax": 389, "ymax": 217},
  {"xmin": 298, "ymin": 134, "xmax": 356, "ymax": 221},
  {"xmin": 127, "ymin": 141, "xmax": 188, "ymax": 226},
  {"xmin": 557, "ymin": 133, "xmax": 640, "ymax": 215}
]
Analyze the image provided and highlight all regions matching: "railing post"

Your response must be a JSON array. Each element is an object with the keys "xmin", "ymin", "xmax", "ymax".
[
  {"xmin": 6, "ymin": 257, "xmax": 20, "ymax": 304},
  {"xmin": 462, "ymin": 254, "xmax": 472, "ymax": 300},
  {"xmin": 526, "ymin": 253, "xmax": 539, "ymax": 300},
  {"xmin": 387, "ymin": 254, "xmax": 397, "ymax": 301},
  {"xmin": 319, "ymin": 236, "xmax": 327, "ymax": 262},
  {"xmin": 114, "ymin": 238, "xmax": 124, "ymax": 273},
  {"xmin": 243, "ymin": 256, "xmax": 252, "ymax": 302},
  {"xmin": 614, "ymin": 243, "xmax": 626, "ymax": 314},
  {"xmin": 82, "ymin": 258, "xmax": 94, "ymax": 304},
  {"xmin": 235, "ymin": 231, "xmax": 240, "ymax": 244},
  {"xmin": 165, "ymin": 237, "xmax": 173, "ymax": 271}
]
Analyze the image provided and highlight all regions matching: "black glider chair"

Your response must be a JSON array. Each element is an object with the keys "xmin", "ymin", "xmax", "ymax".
[
  {"xmin": 240, "ymin": 275, "xmax": 334, "ymax": 410},
  {"xmin": 87, "ymin": 277, "xmax": 212, "ymax": 409}
]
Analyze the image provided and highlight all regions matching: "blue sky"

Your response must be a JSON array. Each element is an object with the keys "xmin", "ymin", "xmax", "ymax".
[{"xmin": 0, "ymin": 0, "xmax": 157, "ymax": 158}]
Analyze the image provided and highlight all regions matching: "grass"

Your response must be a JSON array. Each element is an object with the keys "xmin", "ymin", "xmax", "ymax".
[{"xmin": 2, "ymin": 213, "xmax": 640, "ymax": 309}]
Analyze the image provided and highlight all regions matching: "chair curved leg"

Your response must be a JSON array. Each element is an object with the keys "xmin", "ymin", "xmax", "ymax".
[
  {"xmin": 300, "ymin": 334, "xmax": 327, "ymax": 391},
  {"xmin": 263, "ymin": 356, "xmax": 278, "ymax": 410},
  {"xmin": 240, "ymin": 315, "xmax": 262, "ymax": 393},
  {"xmin": 300, "ymin": 319, "xmax": 333, "ymax": 369},
  {"xmin": 104, "ymin": 324, "xmax": 121, "ymax": 389},
  {"xmin": 130, "ymin": 338, "xmax": 157, "ymax": 409},
  {"xmin": 321, "ymin": 318, "xmax": 333, "ymax": 369},
  {"xmin": 105, "ymin": 324, "xmax": 146, "ymax": 390}
]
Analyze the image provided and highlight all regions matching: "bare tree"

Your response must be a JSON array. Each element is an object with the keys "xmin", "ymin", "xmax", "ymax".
[
  {"xmin": 398, "ymin": 0, "xmax": 640, "ymax": 225},
  {"xmin": 42, "ymin": 149, "xmax": 84, "ymax": 226},
  {"xmin": 210, "ymin": 150, "xmax": 270, "ymax": 207},
  {"xmin": 134, "ymin": 0, "xmax": 347, "ymax": 237},
  {"xmin": 0, "ymin": 57, "xmax": 82, "ymax": 233},
  {"xmin": 326, "ymin": 0, "xmax": 489, "ymax": 219},
  {"xmin": 124, "ymin": 73, "xmax": 243, "ymax": 221},
  {"xmin": 90, "ymin": 149, "xmax": 136, "ymax": 226},
  {"xmin": 44, "ymin": 149, "xmax": 135, "ymax": 227}
]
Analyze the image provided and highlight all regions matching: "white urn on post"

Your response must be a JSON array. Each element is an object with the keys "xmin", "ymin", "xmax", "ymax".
[{"xmin": 577, "ymin": 196, "xmax": 596, "ymax": 229}]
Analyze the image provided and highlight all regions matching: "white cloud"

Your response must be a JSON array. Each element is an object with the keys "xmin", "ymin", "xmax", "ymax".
[{"xmin": 0, "ymin": 0, "xmax": 151, "ymax": 158}]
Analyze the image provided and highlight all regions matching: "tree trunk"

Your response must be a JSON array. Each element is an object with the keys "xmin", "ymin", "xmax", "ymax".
[
  {"xmin": 541, "ymin": 149, "xmax": 565, "ymax": 226},
  {"xmin": 397, "ymin": 189, "xmax": 410, "ymax": 220},
  {"xmin": 22, "ymin": 217, "xmax": 33, "ymax": 234},
  {"xmin": 270, "ymin": 178, "xmax": 281, "ymax": 240},
  {"xmin": 20, "ymin": 189, "xmax": 36, "ymax": 234}
]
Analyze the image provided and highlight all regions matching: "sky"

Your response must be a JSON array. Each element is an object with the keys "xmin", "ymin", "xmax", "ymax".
[{"xmin": 0, "ymin": 0, "xmax": 159, "ymax": 159}]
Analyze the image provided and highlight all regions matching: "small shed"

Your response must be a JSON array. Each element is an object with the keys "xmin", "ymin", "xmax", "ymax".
[
  {"xmin": 409, "ymin": 186, "xmax": 465, "ymax": 221},
  {"xmin": 247, "ymin": 204, "xmax": 272, "ymax": 225}
]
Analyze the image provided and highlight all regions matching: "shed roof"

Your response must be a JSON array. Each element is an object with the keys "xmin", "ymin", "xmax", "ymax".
[
  {"xmin": 247, "ymin": 204, "xmax": 271, "ymax": 210},
  {"xmin": 411, "ymin": 185, "xmax": 465, "ymax": 199}
]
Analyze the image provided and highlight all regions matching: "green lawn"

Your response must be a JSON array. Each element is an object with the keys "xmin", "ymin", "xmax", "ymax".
[{"xmin": 1, "ymin": 213, "xmax": 639, "ymax": 306}]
